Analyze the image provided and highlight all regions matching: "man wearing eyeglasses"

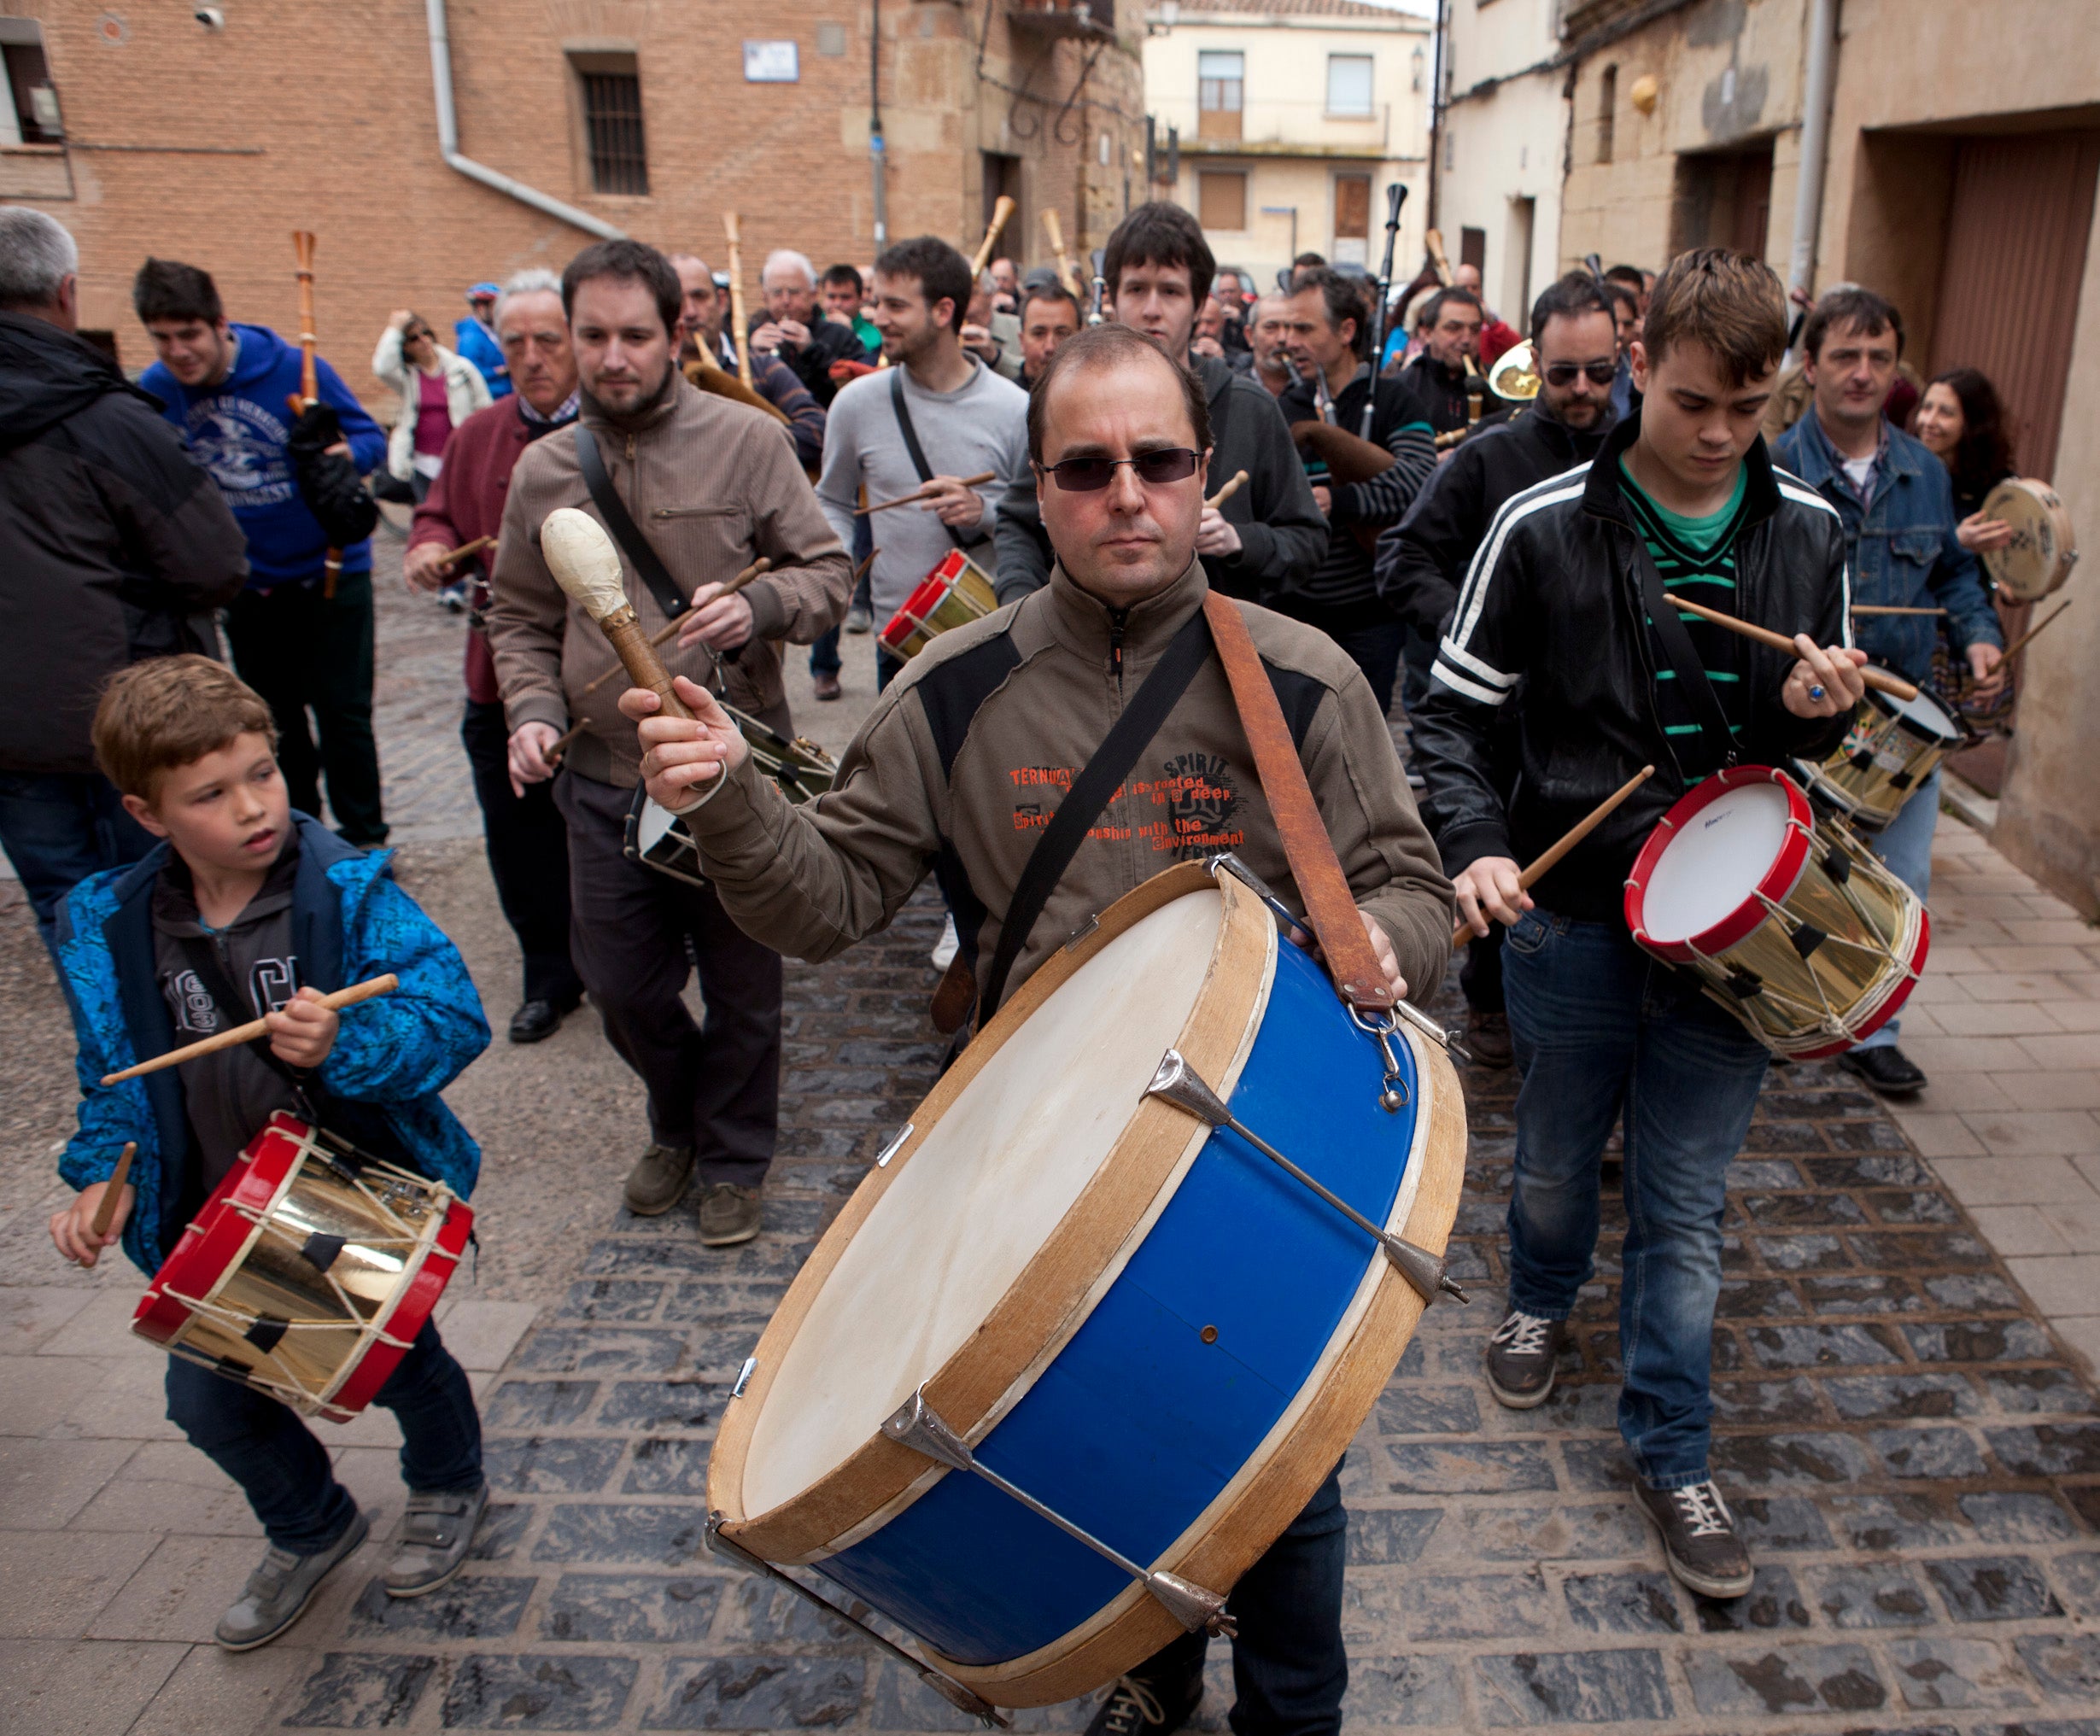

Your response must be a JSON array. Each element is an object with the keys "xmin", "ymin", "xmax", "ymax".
[
  {"xmin": 617, "ymin": 319, "xmax": 1452, "ymax": 1736},
  {"xmin": 1373, "ymin": 272, "xmax": 1621, "ymax": 1068}
]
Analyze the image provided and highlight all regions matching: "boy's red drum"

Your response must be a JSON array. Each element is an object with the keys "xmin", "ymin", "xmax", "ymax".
[{"xmin": 132, "ymin": 1113, "xmax": 472, "ymax": 1422}]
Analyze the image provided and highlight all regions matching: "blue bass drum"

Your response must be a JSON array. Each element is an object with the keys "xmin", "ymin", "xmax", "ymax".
[{"xmin": 707, "ymin": 860, "xmax": 1467, "ymax": 1708}]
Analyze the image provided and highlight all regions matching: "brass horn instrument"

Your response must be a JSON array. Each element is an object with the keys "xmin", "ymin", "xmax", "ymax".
[{"xmin": 1434, "ymin": 341, "xmax": 1543, "ymax": 449}]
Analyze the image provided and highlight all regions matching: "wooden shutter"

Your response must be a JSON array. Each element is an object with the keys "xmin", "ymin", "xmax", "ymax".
[{"xmin": 1199, "ymin": 171, "xmax": 1246, "ymax": 232}]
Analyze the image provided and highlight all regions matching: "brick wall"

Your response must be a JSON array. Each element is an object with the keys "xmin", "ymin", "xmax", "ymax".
[{"xmin": 7, "ymin": 0, "xmax": 1140, "ymax": 409}]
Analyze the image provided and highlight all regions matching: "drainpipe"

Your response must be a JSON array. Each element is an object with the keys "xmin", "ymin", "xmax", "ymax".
[
  {"xmin": 1785, "ymin": 0, "xmax": 1839, "ymax": 306},
  {"xmin": 426, "ymin": 0, "xmax": 624, "ymax": 241}
]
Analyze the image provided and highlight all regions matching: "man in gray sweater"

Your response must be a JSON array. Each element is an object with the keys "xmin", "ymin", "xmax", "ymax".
[{"xmin": 815, "ymin": 237, "xmax": 1029, "ymax": 687}]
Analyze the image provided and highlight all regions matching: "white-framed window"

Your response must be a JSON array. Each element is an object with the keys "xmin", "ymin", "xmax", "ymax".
[
  {"xmin": 1326, "ymin": 54, "xmax": 1374, "ymax": 118},
  {"xmin": 1198, "ymin": 50, "xmax": 1244, "ymax": 141}
]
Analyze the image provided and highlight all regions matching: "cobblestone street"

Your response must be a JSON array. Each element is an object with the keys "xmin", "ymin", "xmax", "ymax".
[{"xmin": 3, "ymin": 553, "xmax": 2099, "ymax": 1733}]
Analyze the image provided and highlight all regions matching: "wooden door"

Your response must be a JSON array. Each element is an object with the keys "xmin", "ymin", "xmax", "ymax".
[{"xmin": 1334, "ymin": 173, "xmax": 1370, "ymax": 266}]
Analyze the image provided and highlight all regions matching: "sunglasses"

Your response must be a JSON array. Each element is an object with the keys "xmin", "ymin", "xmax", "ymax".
[
  {"xmin": 1543, "ymin": 360, "xmax": 1618, "ymax": 388},
  {"xmin": 1042, "ymin": 448, "xmax": 1202, "ymax": 492}
]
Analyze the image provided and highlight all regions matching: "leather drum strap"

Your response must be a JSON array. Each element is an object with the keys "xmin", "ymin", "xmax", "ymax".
[{"xmin": 1202, "ymin": 590, "xmax": 1396, "ymax": 1012}]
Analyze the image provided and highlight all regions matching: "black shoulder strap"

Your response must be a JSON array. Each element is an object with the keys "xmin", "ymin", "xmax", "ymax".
[
  {"xmin": 576, "ymin": 426, "xmax": 688, "ymax": 621},
  {"xmin": 978, "ymin": 605, "xmax": 1214, "ymax": 1025},
  {"xmin": 890, "ymin": 368, "xmax": 976, "ymax": 554},
  {"xmin": 1634, "ymin": 547, "xmax": 1738, "ymax": 772}
]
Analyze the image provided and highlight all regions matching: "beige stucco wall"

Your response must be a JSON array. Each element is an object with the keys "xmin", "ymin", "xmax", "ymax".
[
  {"xmin": 1815, "ymin": 0, "xmax": 2100, "ymax": 915},
  {"xmin": 1144, "ymin": 7, "xmax": 1430, "ymax": 288}
]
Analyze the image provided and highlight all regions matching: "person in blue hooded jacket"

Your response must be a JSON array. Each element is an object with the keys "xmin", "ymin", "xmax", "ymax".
[
  {"xmin": 133, "ymin": 257, "xmax": 393, "ymax": 846},
  {"xmin": 453, "ymin": 280, "xmax": 512, "ymax": 399},
  {"xmin": 49, "ymin": 655, "xmax": 492, "ymax": 1652}
]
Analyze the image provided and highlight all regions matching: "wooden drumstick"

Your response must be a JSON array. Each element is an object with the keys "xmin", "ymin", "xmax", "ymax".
[
  {"xmin": 101, "ymin": 976, "xmax": 399, "ymax": 1085},
  {"xmin": 1668, "ymin": 597, "xmax": 1920, "ymax": 701},
  {"xmin": 971, "ymin": 196, "xmax": 1016, "ymax": 278},
  {"xmin": 542, "ymin": 509, "xmax": 694, "ymax": 723},
  {"xmin": 854, "ymin": 547, "xmax": 879, "ymax": 584},
  {"xmin": 434, "ymin": 534, "xmax": 495, "ymax": 570},
  {"xmin": 574, "ymin": 558, "xmax": 773, "ymax": 699},
  {"xmin": 1850, "ymin": 604, "xmax": 1945, "ymax": 616},
  {"xmin": 1995, "ymin": 597, "xmax": 2073, "ymax": 665},
  {"xmin": 1206, "ymin": 470, "xmax": 1249, "ymax": 511},
  {"xmin": 90, "ymin": 1143, "xmax": 137, "ymax": 1239},
  {"xmin": 1451, "ymin": 766, "xmax": 1655, "ymax": 948},
  {"xmin": 857, "ymin": 471, "xmax": 997, "ymax": 516}
]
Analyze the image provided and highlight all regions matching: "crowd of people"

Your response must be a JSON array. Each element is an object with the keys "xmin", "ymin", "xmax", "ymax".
[{"xmin": 0, "ymin": 190, "xmax": 2021, "ymax": 1730}]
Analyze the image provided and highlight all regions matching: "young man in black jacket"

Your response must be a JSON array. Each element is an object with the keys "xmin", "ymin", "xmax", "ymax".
[
  {"xmin": 992, "ymin": 203, "xmax": 1325, "ymax": 608},
  {"xmin": 1377, "ymin": 271, "xmax": 1620, "ymax": 1065},
  {"xmin": 1272, "ymin": 266, "xmax": 1435, "ymax": 715},
  {"xmin": 1413, "ymin": 249, "xmax": 1867, "ymax": 1603},
  {"xmin": 0, "ymin": 209, "xmax": 248, "ymax": 956},
  {"xmin": 1395, "ymin": 286, "xmax": 1482, "ymax": 435}
]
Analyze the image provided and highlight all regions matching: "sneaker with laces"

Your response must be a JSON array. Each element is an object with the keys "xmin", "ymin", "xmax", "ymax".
[
  {"xmin": 1484, "ymin": 1309, "xmax": 1567, "ymax": 1409},
  {"xmin": 1634, "ymin": 1477, "xmax": 1755, "ymax": 1599},
  {"xmin": 384, "ymin": 1482, "xmax": 489, "ymax": 1598},
  {"xmin": 215, "ymin": 1510, "xmax": 370, "ymax": 1651},
  {"xmin": 1083, "ymin": 1664, "xmax": 1204, "ymax": 1736}
]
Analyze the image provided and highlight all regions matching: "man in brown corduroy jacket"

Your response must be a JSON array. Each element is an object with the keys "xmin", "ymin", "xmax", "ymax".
[{"xmin": 487, "ymin": 240, "xmax": 849, "ymax": 1249}]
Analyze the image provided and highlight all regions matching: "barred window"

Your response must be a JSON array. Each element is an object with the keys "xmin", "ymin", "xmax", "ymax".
[{"xmin": 576, "ymin": 56, "xmax": 648, "ymax": 196}]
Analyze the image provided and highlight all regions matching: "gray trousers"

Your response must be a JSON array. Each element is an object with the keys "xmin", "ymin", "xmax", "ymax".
[{"xmin": 554, "ymin": 769, "xmax": 781, "ymax": 1187}]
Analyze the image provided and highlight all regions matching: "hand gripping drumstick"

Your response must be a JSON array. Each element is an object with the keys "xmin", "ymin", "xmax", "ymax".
[
  {"xmin": 90, "ymin": 1143, "xmax": 138, "ymax": 1239},
  {"xmin": 857, "ymin": 472, "xmax": 998, "ymax": 517},
  {"xmin": 101, "ymin": 976, "xmax": 400, "ymax": 1085},
  {"xmin": 571, "ymin": 558, "xmax": 773, "ymax": 702},
  {"xmin": 1668, "ymin": 597, "xmax": 1919, "ymax": 701},
  {"xmin": 1451, "ymin": 766, "xmax": 1656, "ymax": 948},
  {"xmin": 1206, "ymin": 470, "xmax": 1249, "ymax": 511}
]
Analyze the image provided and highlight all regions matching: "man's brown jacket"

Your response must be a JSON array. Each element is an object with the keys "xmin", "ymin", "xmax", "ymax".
[
  {"xmin": 488, "ymin": 377, "xmax": 850, "ymax": 788},
  {"xmin": 680, "ymin": 557, "xmax": 1455, "ymax": 1006}
]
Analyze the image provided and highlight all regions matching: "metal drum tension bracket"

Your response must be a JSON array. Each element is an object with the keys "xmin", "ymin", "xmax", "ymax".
[
  {"xmin": 704, "ymin": 1512, "xmax": 1010, "ymax": 1727},
  {"xmin": 1145, "ymin": 1049, "xmax": 1468, "ymax": 1306},
  {"xmin": 881, "ymin": 1389, "xmax": 1237, "ymax": 1639}
]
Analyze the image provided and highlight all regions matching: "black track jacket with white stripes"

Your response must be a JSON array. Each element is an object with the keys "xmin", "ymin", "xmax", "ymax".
[{"xmin": 1411, "ymin": 414, "xmax": 1857, "ymax": 925}]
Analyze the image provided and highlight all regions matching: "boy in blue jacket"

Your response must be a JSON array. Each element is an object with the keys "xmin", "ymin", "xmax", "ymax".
[
  {"xmin": 133, "ymin": 257, "xmax": 393, "ymax": 847},
  {"xmin": 48, "ymin": 655, "xmax": 494, "ymax": 1651}
]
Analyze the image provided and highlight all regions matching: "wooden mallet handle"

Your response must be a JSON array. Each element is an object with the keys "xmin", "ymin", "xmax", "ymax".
[
  {"xmin": 90, "ymin": 1143, "xmax": 137, "ymax": 1238},
  {"xmin": 858, "ymin": 472, "xmax": 997, "ymax": 516},
  {"xmin": 436, "ymin": 534, "xmax": 495, "ymax": 570},
  {"xmin": 1669, "ymin": 596, "xmax": 1919, "ymax": 701},
  {"xmin": 575, "ymin": 558, "xmax": 773, "ymax": 699},
  {"xmin": 1206, "ymin": 470, "xmax": 1249, "ymax": 511},
  {"xmin": 1452, "ymin": 766, "xmax": 1655, "ymax": 948},
  {"xmin": 101, "ymin": 975, "xmax": 400, "ymax": 1085}
]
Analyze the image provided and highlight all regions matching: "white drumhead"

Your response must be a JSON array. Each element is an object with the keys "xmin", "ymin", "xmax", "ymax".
[
  {"xmin": 637, "ymin": 798, "xmax": 680, "ymax": 851},
  {"xmin": 743, "ymin": 891, "xmax": 1233, "ymax": 1517},
  {"xmin": 1642, "ymin": 780, "xmax": 1792, "ymax": 944},
  {"xmin": 1879, "ymin": 683, "xmax": 1961, "ymax": 740}
]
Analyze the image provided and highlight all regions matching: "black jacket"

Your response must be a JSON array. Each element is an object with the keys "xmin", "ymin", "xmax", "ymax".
[
  {"xmin": 1375, "ymin": 402, "xmax": 1616, "ymax": 637},
  {"xmin": 0, "ymin": 313, "xmax": 248, "ymax": 774},
  {"xmin": 748, "ymin": 312, "xmax": 867, "ymax": 408},
  {"xmin": 1412, "ymin": 416, "xmax": 1856, "ymax": 924},
  {"xmin": 992, "ymin": 352, "xmax": 1326, "ymax": 608},
  {"xmin": 1275, "ymin": 365, "xmax": 1437, "ymax": 626},
  {"xmin": 1396, "ymin": 352, "xmax": 1471, "ymax": 435}
]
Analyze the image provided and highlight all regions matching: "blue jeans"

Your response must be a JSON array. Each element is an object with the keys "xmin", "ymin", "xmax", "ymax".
[
  {"xmin": 1131, "ymin": 1465, "xmax": 1348, "ymax": 1736},
  {"xmin": 1325, "ymin": 618, "xmax": 1406, "ymax": 721},
  {"xmin": 165, "ymin": 1319, "xmax": 482, "ymax": 1556},
  {"xmin": 1857, "ymin": 767, "xmax": 1938, "ymax": 1050},
  {"xmin": 810, "ymin": 517, "xmax": 875, "ymax": 678},
  {"xmin": 0, "ymin": 770, "xmax": 155, "ymax": 957},
  {"xmin": 1503, "ymin": 914, "xmax": 1770, "ymax": 1488}
]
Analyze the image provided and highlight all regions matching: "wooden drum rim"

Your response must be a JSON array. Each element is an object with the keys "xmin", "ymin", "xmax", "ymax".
[{"xmin": 1980, "ymin": 476, "xmax": 2076, "ymax": 602}]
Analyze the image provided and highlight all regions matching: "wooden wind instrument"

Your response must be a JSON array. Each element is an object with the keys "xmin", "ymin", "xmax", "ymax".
[
  {"xmin": 102, "ymin": 977, "xmax": 399, "ymax": 1085},
  {"xmin": 572, "ymin": 558, "xmax": 773, "ymax": 701},
  {"xmin": 1452, "ymin": 767, "xmax": 1656, "ymax": 948},
  {"xmin": 722, "ymin": 212, "xmax": 754, "ymax": 383},
  {"xmin": 1424, "ymin": 227, "xmax": 1455, "ymax": 288},
  {"xmin": 1668, "ymin": 596, "xmax": 1919, "ymax": 700},
  {"xmin": 289, "ymin": 230, "xmax": 344, "ymax": 599},
  {"xmin": 857, "ymin": 471, "xmax": 997, "ymax": 516},
  {"xmin": 971, "ymin": 196, "xmax": 1017, "ymax": 279},
  {"xmin": 1206, "ymin": 470, "xmax": 1248, "ymax": 511},
  {"xmin": 90, "ymin": 1143, "xmax": 138, "ymax": 1238},
  {"xmin": 1043, "ymin": 208, "xmax": 1082, "ymax": 300}
]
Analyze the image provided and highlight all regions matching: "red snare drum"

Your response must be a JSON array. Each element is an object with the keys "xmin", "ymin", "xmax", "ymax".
[
  {"xmin": 879, "ymin": 550, "xmax": 1001, "ymax": 660},
  {"xmin": 133, "ymin": 1113, "xmax": 472, "ymax": 1422}
]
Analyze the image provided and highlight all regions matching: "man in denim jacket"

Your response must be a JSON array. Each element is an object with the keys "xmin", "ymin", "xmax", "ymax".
[{"xmin": 1775, "ymin": 287, "xmax": 2003, "ymax": 1097}]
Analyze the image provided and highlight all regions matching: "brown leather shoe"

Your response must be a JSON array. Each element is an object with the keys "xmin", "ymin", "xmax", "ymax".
[
  {"xmin": 623, "ymin": 1144, "xmax": 693, "ymax": 1216},
  {"xmin": 699, "ymin": 1184, "xmax": 763, "ymax": 1246},
  {"xmin": 813, "ymin": 671, "xmax": 843, "ymax": 701}
]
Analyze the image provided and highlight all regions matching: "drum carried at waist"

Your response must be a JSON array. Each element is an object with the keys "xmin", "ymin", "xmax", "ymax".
[
  {"xmin": 707, "ymin": 859, "xmax": 1466, "ymax": 1707},
  {"xmin": 1797, "ymin": 679, "xmax": 1975, "ymax": 829},
  {"xmin": 624, "ymin": 702, "xmax": 838, "ymax": 887},
  {"xmin": 1625, "ymin": 766, "xmax": 1927, "ymax": 1060},
  {"xmin": 880, "ymin": 549, "xmax": 1000, "ymax": 661},
  {"xmin": 1979, "ymin": 477, "xmax": 2077, "ymax": 603},
  {"xmin": 132, "ymin": 1113, "xmax": 472, "ymax": 1422}
]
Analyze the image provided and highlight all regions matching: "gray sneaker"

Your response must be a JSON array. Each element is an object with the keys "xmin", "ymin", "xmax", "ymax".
[
  {"xmin": 215, "ymin": 1510, "xmax": 369, "ymax": 1651},
  {"xmin": 699, "ymin": 1183, "xmax": 763, "ymax": 1247},
  {"xmin": 844, "ymin": 602, "xmax": 873, "ymax": 634},
  {"xmin": 1484, "ymin": 1309, "xmax": 1567, "ymax": 1409},
  {"xmin": 624, "ymin": 1143, "xmax": 694, "ymax": 1216},
  {"xmin": 384, "ymin": 1482, "xmax": 489, "ymax": 1599},
  {"xmin": 1634, "ymin": 1477, "xmax": 1755, "ymax": 1599}
]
